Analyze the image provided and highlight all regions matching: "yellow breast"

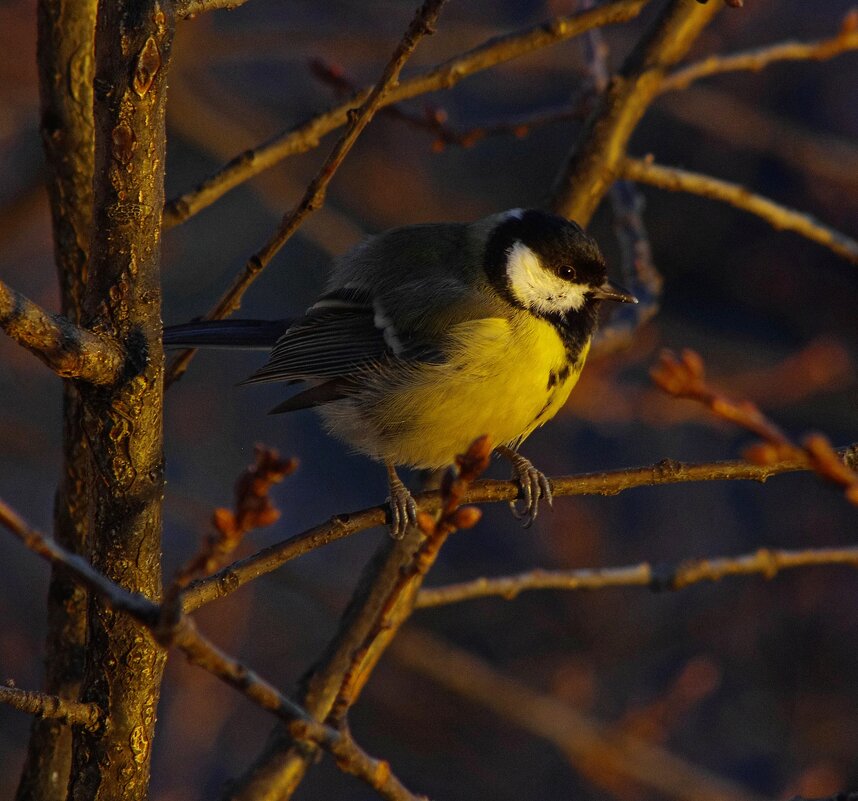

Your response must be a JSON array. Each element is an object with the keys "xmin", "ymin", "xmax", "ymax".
[{"xmin": 358, "ymin": 313, "xmax": 590, "ymax": 469}]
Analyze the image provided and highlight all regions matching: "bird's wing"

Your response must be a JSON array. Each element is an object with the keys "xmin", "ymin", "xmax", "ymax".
[{"xmin": 242, "ymin": 279, "xmax": 506, "ymax": 387}]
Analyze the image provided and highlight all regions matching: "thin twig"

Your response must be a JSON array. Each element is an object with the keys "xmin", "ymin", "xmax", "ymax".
[
  {"xmin": 165, "ymin": 0, "xmax": 448, "ymax": 386},
  {"xmin": 661, "ymin": 11, "xmax": 858, "ymax": 92},
  {"xmin": 163, "ymin": 445, "xmax": 297, "ymax": 622},
  {"xmin": 0, "ymin": 684, "xmax": 102, "ymax": 730},
  {"xmin": 175, "ymin": 0, "xmax": 251, "ymax": 18},
  {"xmin": 651, "ymin": 349, "xmax": 858, "ymax": 504},
  {"xmin": 415, "ymin": 546, "xmax": 858, "ymax": 608},
  {"xmin": 0, "ymin": 278, "xmax": 125, "ymax": 385},
  {"xmin": 309, "ymin": 57, "xmax": 590, "ymax": 151},
  {"xmin": 162, "ymin": 0, "xmax": 649, "ymax": 227},
  {"xmin": 623, "ymin": 157, "xmax": 858, "ymax": 264},
  {"xmin": 182, "ymin": 444, "xmax": 858, "ymax": 612},
  {"xmin": 0, "ymin": 499, "xmax": 159, "ymax": 625}
]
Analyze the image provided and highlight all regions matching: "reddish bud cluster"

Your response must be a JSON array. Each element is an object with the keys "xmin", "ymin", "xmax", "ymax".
[
  {"xmin": 418, "ymin": 435, "xmax": 491, "ymax": 539},
  {"xmin": 652, "ymin": 348, "xmax": 858, "ymax": 507},
  {"xmin": 176, "ymin": 445, "xmax": 298, "ymax": 587}
]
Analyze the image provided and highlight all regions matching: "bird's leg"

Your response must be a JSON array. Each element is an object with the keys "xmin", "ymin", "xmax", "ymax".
[
  {"xmin": 386, "ymin": 462, "xmax": 418, "ymax": 539},
  {"xmin": 495, "ymin": 445, "xmax": 553, "ymax": 528}
]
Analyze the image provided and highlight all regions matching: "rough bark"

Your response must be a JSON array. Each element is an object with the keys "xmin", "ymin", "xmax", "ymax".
[
  {"xmin": 16, "ymin": 2, "xmax": 97, "ymax": 799},
  {"xmin": 65, "ymin": 2, "xmax": 174, "ymax": 800}
]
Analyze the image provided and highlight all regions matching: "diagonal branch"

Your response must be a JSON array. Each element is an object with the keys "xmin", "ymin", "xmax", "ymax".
[
  {"xmin": 622, "ymin": 157, "xmax": 858, "ymax": 264},
  {"xmin": 221, "ymin": 438, "xmax": 490, "ymax": 801},
  {"xmin": 549, "ymin": 0, "xmax": 722, "ymax": 225},
  {"xmin": 661, "ymin": 11, "xmax": 858, "ymax": 92},
  {"xmin": 0, "ymin": 685, "xmax": 102, "ymax": 731},
  {"xmin": 0, "ymin": 278, "xmax": 125, "ymax": 385},
  {"xmin": 0, "ymin": 497, "xmax": 427, "ymax": 801},
  {"xmin": 182, "ymin": 443, "xmax": 858, "ymax": 612},
  {"xmin": 0, "ymin": 499, "xmax": 160, "ymax": 625},
  {"xmin": 168, "ymin": 618, "xmax": 428, "ymax": 801},
  {"xmin": 165, "ymin": 0, "xmax": 449, "ymax": 386},
  {"xmin": 162, "ymin": 0, "xmax": 649, "ymax": 227},
  {"xmin": 415, "ymin": 546, "xmax": 858, "ymax": 608}
]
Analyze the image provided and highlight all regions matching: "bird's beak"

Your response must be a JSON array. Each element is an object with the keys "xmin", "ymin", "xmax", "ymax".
[{"xmin": 591, "ymin": 279, "xmax": 638, "ymax": 304}]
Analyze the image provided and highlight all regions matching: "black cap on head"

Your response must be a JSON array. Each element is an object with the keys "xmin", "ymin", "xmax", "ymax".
[{"xmin": 484, "ymin": 209, "xmax": 607, "ymax": 302}]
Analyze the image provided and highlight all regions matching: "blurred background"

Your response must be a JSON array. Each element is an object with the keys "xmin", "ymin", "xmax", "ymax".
[{"xmin": 1, "ymin": 0, "xmax": 857, "ymax": 798}]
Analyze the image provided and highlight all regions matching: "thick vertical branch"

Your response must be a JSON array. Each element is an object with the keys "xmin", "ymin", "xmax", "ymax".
[
  {"xmin": 549, "ymin": 0, "xmax": 722, "ymax": 225},
  {"xmin": 16, "ymin": 3, "xmax": 98, "ymax": 800},
  {"xmin": 67, "ymin": 2, "xmax": 174, "ymax": 800}
]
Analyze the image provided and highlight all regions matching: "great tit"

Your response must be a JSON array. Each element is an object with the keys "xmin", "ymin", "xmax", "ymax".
[{"xmin": 164, "ymin": 208, "xmax": 637, "ymax": 537}]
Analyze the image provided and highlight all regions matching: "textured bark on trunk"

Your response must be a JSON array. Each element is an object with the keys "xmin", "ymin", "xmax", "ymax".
[
  {"xmin": 66, "ymin": 3, "xmax": 173, "ymax": 800},
  {"xmin": 16, "ymin": 2, "xmax": 97, "ymax": 799}
]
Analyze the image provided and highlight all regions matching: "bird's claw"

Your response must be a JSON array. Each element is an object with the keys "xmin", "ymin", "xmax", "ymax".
[
  {"xmin": 386, "ymin": 470, "xmax": 418, "ymax": 539},
  {"xmin": 498, "ymin": 448, "xmax": 553, "ymax": 528}
]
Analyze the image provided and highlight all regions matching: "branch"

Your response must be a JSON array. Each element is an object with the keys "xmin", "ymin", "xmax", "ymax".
[
  {"xmin": 575, "ymin": 0, "xmax": 662, "ymax": 355},
  {"xmin": 415, "ymin": 546, "xmax": 858, "ymax": 608},
  {"xmin": 0, "ymin": 278, "xmax": 125, "ymax": 385},
  {"xmin": 651, "ymin": 349, "xmax": 858, "ymax": 504},
  {"xmin": 309, "ymin": 57, "xmax": 590, "ymax": 151},
  {"xmin": 658, "ymin": 85, "xmax": 858, "ymax": 191},
  {"xmin": 221, "ymin": 438, "xmax": 490, "ymax": 801},
  {"xmin": 392, "ymin": 628, "xmax": 769, "ymax": 801},
  {"xmin": 162, "ymin": 0, "xmax": 649, "ymax": 227},
  {"xmin": 329, "ymin": 438, "xmax": 488, "ymax": 721},
  {"xmin": 182, "ymin": 444, "xmax": 858, "ymax": 612},
  {"xmin": 175, "ymin": 0, "xmax": 251, "ymax": 18},
  {"xmin": 0, "ymin": 684, "xmax": 101, "ymax": 730},
  {"xmin": 169, "ymin": 445, "xmax": 296, "ymax": 593},
  {"xmin": 0, "ymin": 499, "xmax": 160, "ymax": 624},
  {"xmin": 21, "ymin": 0, "xmax": 99, "ymax": 795},
  {"xmin": 168, "ymin": 618, "xmax": 428, "ymax": 801},
  {"xmin": 623, "ymin": 157, "xmax": 858, "ymax": 264},
  {"xmin": 165, "ymin": 0, "xmax": 448, "ymax": 386},
  {"xmin": 549, "ymin": 0, "xmax": 721, "ymax": 225},
  {"xmin": 0, "ymin": 496, "xmax": 427, "ymax": 801},
  {"xmin": 661, "ymin": 11, "xmax": 858, "ymax": 92}
]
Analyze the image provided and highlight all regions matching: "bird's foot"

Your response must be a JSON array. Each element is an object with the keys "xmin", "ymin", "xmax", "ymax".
[
  {"xmin": 495, "ymin": 446, "xmax": 553, "ymax": 528},
  {"xmin": 386, "ymin": 463, "xmax": 418, "ymax": 539}
]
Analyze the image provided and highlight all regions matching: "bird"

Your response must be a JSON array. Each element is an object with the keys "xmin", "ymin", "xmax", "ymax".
[{"xmin": 164, "ymin": 208, "xmax": 637, "ymax": 537}]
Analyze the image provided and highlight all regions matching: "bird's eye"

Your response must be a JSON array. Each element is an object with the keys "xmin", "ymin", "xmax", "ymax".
[{"xmin": 558, "ymin": 265, "xmax": 576, "ymax": 280}]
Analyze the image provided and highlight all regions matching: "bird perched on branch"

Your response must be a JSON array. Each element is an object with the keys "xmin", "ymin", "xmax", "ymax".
[{"xmin": 164, "ymin": 209, "xmax": 636, "ymax": 537}]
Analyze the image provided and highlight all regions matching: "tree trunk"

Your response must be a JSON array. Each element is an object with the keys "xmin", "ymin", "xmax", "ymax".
[{"xmin": 67, "ymin": 3, "xmax": 173, "ymax": 800}]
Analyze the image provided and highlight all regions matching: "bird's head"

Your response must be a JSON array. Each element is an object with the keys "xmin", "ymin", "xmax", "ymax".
[{"xmin": 484, "ymin": 208, "xmax": 637, "ymax": 318}]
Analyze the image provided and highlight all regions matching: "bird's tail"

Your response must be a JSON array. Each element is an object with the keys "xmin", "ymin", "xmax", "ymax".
[{"xmin": 163, "ymin": 319, "xmax": 291, "ymax": 350}]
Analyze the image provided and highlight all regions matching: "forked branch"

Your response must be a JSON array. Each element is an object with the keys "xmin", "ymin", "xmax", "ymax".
[
  {"xmin": 0, "ymin": 498, "xmax": 427, "ymax": 801},
  {"xmin": 162, "ymin": 0, "xmax": 649, "ymax": 227},
  {"xmin": 166, "ymin": 0, "xmax": 449, "ymax": 386},
  {"xmin": 661, "ymin": 10, "xmax": 858, "ymax": 92}
]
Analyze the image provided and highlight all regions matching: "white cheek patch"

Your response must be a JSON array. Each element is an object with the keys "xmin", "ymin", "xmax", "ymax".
[{"xmin": 505, "ymin": 241, "xmax": 588, "ymax": 315}]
